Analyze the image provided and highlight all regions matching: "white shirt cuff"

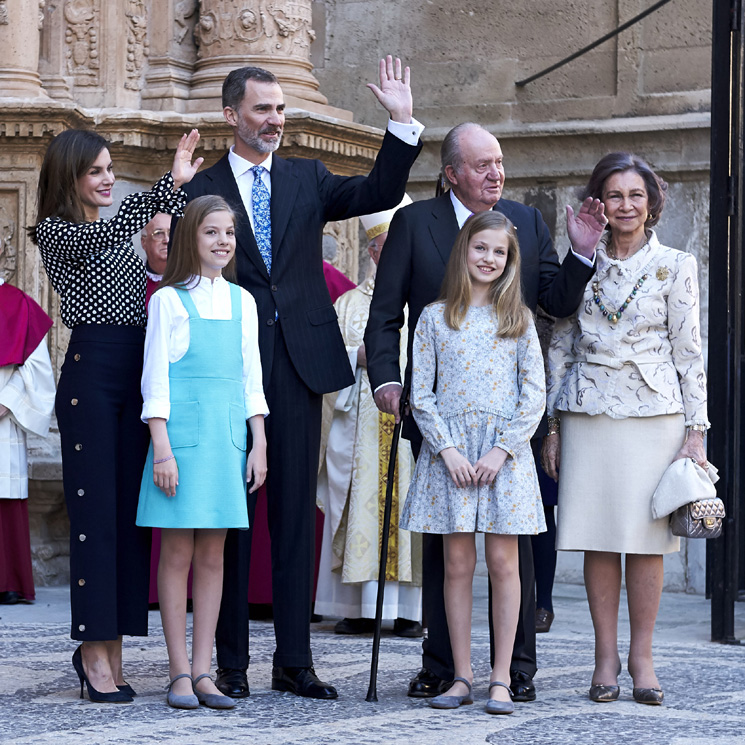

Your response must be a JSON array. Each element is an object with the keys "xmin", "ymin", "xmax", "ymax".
[
  {"xmin": 386, "ymin": 117, "xmax": 424, "ymax": 147},
  {"xmin": 570, "ymin": 246, "xmax": 595, "ymax": 267},
  {"xmin": 374, "ymin": 381, "xmax": 403, "ymax": 394},
  {"xmin": 141, "ymin": 401, "xmax": 170, "ymax": 423}
]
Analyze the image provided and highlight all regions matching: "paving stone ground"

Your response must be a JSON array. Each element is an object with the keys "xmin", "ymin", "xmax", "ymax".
[{"xmin": 0, "ymin": 579, "xmax": 743, "ymax": 745}]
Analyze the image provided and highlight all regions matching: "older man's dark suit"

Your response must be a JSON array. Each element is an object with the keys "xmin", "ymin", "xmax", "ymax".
[
  {"xmin": 182, "ymin": 131, "xmax": 421, "ymax": 670},
  {"xmin": 365, "ymin": 191, "xmax": 593, "ymax": 683}
]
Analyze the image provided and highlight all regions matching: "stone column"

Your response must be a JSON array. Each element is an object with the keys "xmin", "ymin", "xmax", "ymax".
[
  {"xmin": 188, "ymin": 0, "xmax": 329, "ymax": 113},
  {"xmin": 0, "ymin": 0, "xmax": 48, "ymax": 98},
  {"xmin": 141, "ymin": 0, "xmax": 200, "ymax": 111}
]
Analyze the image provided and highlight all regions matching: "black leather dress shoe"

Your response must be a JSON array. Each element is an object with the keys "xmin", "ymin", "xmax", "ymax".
[
  {"xmin": 407, "ymin": 667, "xmax": 449, "ymax": 698},
  {"xmin": 393, "ymin": 619, "xmax": 424, "ymax": 638},
  {"xmin": 271, "ymin": 666, "xmax": 338, "ymax": 700},
  {"xmin": 215, "ymin": 668, "xmax": 250, "ymax": 698},
  {"xmin": 334, "ymin": 617, "xmax": 375, "ymax": 635},
  {"xmin": 509, "ymin": 670, "xmax": 536, "ymax": 702}
]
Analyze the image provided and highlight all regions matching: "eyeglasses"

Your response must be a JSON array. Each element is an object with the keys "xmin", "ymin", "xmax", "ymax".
[{"xmin": 146, "ymin": 229, "xmax": 170, "ymax": 241}]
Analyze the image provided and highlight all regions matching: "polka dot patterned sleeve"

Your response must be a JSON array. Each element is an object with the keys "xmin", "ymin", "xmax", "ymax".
[{"xmin": 36, "ymin": 173, "xmax": 187, "ymax": 329}]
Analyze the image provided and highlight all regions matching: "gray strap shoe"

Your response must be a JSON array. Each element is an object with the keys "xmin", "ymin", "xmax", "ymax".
[
  {"xmin": 166, "ymin": 673, "xmax": 199, "ymax": 710},
  {"xmin": 485, "ymin": 680, "xmax": 514, "ymax": 714},
  {"xmin": 429, "ymin": 676, "xmax": 473, "ymax": 709},
  {"xmin": 193, "ymin": 673, "xmax": 236, "ymax": 709}
]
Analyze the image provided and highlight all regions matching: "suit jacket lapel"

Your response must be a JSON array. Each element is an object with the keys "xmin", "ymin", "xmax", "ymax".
[
  {"xmin": 208, "ymin": 154, "xmax": 269, "ymax": 280},
  {"xmin": 429, "ymin": 193, "xmax": 460, "ymax": 267},
  {"xmin": 268, "ymin": 156, "xmax": 299, "ymax": 266}
]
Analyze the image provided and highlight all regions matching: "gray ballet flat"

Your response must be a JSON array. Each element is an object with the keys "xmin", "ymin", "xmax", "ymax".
[
  {"xmin": 429, "ymin": 676, "xmax": 473, "ymax": 709},
  {"xmin": 166, "ymin": 673, "xmax": 199, "ymax": 710},
  {"xmin": 485, "ymin": 680, "xmax": 514, "ymax": 715},
  {"xmin": 193, "ymin": 673, "xmax": 236, "ymax": 709}
]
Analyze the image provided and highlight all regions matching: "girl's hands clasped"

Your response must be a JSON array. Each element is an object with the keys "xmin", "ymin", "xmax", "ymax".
[
  {"xmin": 171, "ymin": 129, "xmax": 204, "ymax": 190},
  {"xmin": 473, "ymin": 446, "xmax": 509, "ymax": 486},
  {"xmin": 440, "ymin": 447, "xmax": 477, "ymax": 488}
]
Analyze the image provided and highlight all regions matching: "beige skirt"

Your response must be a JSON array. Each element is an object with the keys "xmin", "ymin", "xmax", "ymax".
[{"xmin": 556, "ymin": 412, "xmax": 684, "ymax": 555}]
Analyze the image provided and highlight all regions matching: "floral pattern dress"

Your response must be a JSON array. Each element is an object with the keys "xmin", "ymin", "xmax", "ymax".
[{"xmin": 400, "ymin": 302, "xmax": 547, "ymax": 535}]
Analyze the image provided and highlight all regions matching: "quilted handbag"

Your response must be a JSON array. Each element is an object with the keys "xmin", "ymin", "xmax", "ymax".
[{"xmin": 670, "ymin": 497, "xmax": 725, "ymax": 539}]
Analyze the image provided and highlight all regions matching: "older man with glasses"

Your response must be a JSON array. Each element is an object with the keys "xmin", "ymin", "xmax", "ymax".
[{"xmin": 141, "ymin": 213, "xmax": 171, "ymax": 309}]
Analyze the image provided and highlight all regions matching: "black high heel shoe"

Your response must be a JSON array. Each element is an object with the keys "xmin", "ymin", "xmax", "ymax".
[
  {"xmin": 72, "ymin": 646, "xmax": 133, "ymax": 703},
  {"xmin": 117, "ymin": 682, "xmax": 137, "ymax": 697}
]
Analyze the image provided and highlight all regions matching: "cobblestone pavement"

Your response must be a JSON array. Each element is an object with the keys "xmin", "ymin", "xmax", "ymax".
[{"xmin": 0, "ymin": 580, "xmax": 743, "ymax": 745}]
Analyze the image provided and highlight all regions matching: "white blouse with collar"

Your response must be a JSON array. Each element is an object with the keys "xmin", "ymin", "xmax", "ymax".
[
  {"xmin": 141, "ymin": 275, "xmax": 268, "ymax": 422},
  {"xmin": 547, "ymin": 231, "xmax": 708, "ymax": 427}
]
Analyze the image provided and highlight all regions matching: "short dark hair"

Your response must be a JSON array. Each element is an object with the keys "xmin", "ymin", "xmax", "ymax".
[
  {"xmin": 581, "ymin": 152, "xmax": 668, "ymax": 228},
  {"xmin": 30, "ymin": 128, "xmax": 111, "ymax": 242},
  {"xmin": 222, "ymin": 67, "xmax": 279, "ymax": 110}
]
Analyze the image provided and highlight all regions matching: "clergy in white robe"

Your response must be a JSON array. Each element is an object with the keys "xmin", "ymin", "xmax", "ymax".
[
  {"xmin": 315, "ymin": 198, "xmax": 422, "ymax": 630},
  {"xmin": 0, "ymin": 278, "xmax": 56, "ymax": 601}
]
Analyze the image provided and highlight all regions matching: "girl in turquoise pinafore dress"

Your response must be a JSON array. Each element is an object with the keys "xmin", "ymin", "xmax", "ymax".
[{"xmin": 137, "ymin": 196, "xmax": 268, "ymax": 709}]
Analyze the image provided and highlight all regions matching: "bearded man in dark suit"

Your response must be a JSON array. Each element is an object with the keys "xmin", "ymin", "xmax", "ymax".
[
  {"xmin": 364, "ymin": 122, "xmax": 606, "ymax": 702},
  {"xmin": 181, "ymin": 58, "xmax": 423, "ymax": 700}
]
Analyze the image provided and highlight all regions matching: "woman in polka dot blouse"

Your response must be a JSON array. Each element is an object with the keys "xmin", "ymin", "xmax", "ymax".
[{"xmin": 30, "ymin": 128, "xmax": 203, "ymax": 703}]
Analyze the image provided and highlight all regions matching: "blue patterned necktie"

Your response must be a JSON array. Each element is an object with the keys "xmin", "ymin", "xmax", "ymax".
[{"xmin": 251, "ymin": 165, "xmax": 272, "ymax": 274}]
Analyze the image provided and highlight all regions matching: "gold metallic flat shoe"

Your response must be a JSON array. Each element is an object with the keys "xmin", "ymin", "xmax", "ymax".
[
  {"xmin": 589, "ymin": 662, "xmax": 622, "ymax": 702},
  {"xmin": 589, "ymin": 683, "xmax": 620, "ymax": 702}
]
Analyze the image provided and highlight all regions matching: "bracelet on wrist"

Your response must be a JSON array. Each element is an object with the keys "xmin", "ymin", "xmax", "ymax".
[
  {"xmin": 154, "ymin": 454, "xmax": 175, "ymax": 465},
  {"xmin": 547, "ymin": 416, "xmax": 560, "ymax": 435},
  {"xmin": 687, "ymin": 424, "xmax": 707, "ymax": 434}
]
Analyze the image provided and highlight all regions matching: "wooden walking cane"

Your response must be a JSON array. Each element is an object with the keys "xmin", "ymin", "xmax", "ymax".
[{"xmin": 366, "ymin": 386, "xmax": 409, "ymax": 702}]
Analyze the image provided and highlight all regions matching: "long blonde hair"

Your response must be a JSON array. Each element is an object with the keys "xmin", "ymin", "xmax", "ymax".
[
  {"xmin": 161, "ymin": 195, "xmax": 237, "ymax": 288},
  {"xmin": 439, "ymin": 211, "xmax": 529, "ymax": 337}
]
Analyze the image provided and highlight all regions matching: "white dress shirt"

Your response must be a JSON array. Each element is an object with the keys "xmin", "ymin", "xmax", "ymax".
[{"xmin": 141, "ymin": 276, "xmax": 269, "ymax": 422}]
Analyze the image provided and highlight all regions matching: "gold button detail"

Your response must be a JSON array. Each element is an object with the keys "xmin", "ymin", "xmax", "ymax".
[
  {"xmin": 79, "ymin": 534, "xmax": 86, "ymax": 541},
  {"xmin": 74, "ymin": 354, "xmax": 81, "ymax": 361},
  {"xmin": 78, "ymin": 579, "xmax": 86, "ymax": 586},
  {"xmin": 77, "ymin": 489, "xmax": 84, "ymax": 496},
  {"xmin": 78, "ymin": 624, "xmax": 86, "ymax": 632},
  {"xmin": 74, "ymin": 443, "xmax": 82, "ymax": 451},
  {"xmin": 71, "ymin": 398, "xmax": 79, "ymax": 406}
]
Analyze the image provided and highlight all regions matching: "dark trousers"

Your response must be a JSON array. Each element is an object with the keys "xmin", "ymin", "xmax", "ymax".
[
  {"xmin": 57, "ymin": 325, "xmax": 151, "ymax": 641},
  {"xmin": 412, "ymin": 437, "xmax": 538, "ymax": 680},
  {"xmin": 217, "ymin": 323, "xmax": 322, "ymax": 669}
]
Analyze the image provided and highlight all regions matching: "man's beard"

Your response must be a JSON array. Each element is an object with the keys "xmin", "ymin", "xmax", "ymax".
[{"xmin": 239, "ymin": 123, "xmax": 283, "ymax": 154}]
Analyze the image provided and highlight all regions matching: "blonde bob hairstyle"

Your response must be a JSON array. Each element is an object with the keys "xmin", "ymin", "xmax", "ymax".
[
  {"xmin": 439, "ymin": 210, "xmax": 529, "ymax": 338},
  {"xmin": 161, "ymin": 195, "xmax": 238, "ymax": 288}
]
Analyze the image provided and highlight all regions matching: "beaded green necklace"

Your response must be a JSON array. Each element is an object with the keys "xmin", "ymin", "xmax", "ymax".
[{"xmin": 592, "ymin": 273, "xmax": 649, "ymax": 324}]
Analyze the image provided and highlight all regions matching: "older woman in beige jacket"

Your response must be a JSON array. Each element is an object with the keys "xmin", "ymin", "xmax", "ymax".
[{"xmin": 543, "ymin": 152, "xmax": 708, "ymax": 707}]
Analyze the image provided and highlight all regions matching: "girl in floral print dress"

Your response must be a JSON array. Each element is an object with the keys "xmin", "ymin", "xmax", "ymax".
[{"xmin": 400, "ymin": 211, "xmax": 546, "ymax": 715}]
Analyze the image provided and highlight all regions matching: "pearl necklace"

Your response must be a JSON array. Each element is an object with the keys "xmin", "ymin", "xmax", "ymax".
[{"xmin": 592, "ymin": 273, "xmax": 649, "ymax": 324}]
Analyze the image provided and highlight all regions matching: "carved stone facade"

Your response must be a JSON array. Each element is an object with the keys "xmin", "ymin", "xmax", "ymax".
[{"xmin": 64, "ymin": 0, "xmax": 100, "ymax": 86}]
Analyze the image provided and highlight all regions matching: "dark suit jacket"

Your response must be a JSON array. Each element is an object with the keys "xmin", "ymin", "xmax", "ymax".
[
  {"xmin": 180, "ymin": 131, "xmax": 422, "ymax": 395},
  {"xmin": 364, "ymin": 191, "xmax": 595, "ymax": 442}
]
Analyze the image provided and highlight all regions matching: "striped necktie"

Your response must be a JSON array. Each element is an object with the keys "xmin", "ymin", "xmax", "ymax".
[{"xmin": 251, "ymin": 165, "xmax": 272, "ymax": 274}]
